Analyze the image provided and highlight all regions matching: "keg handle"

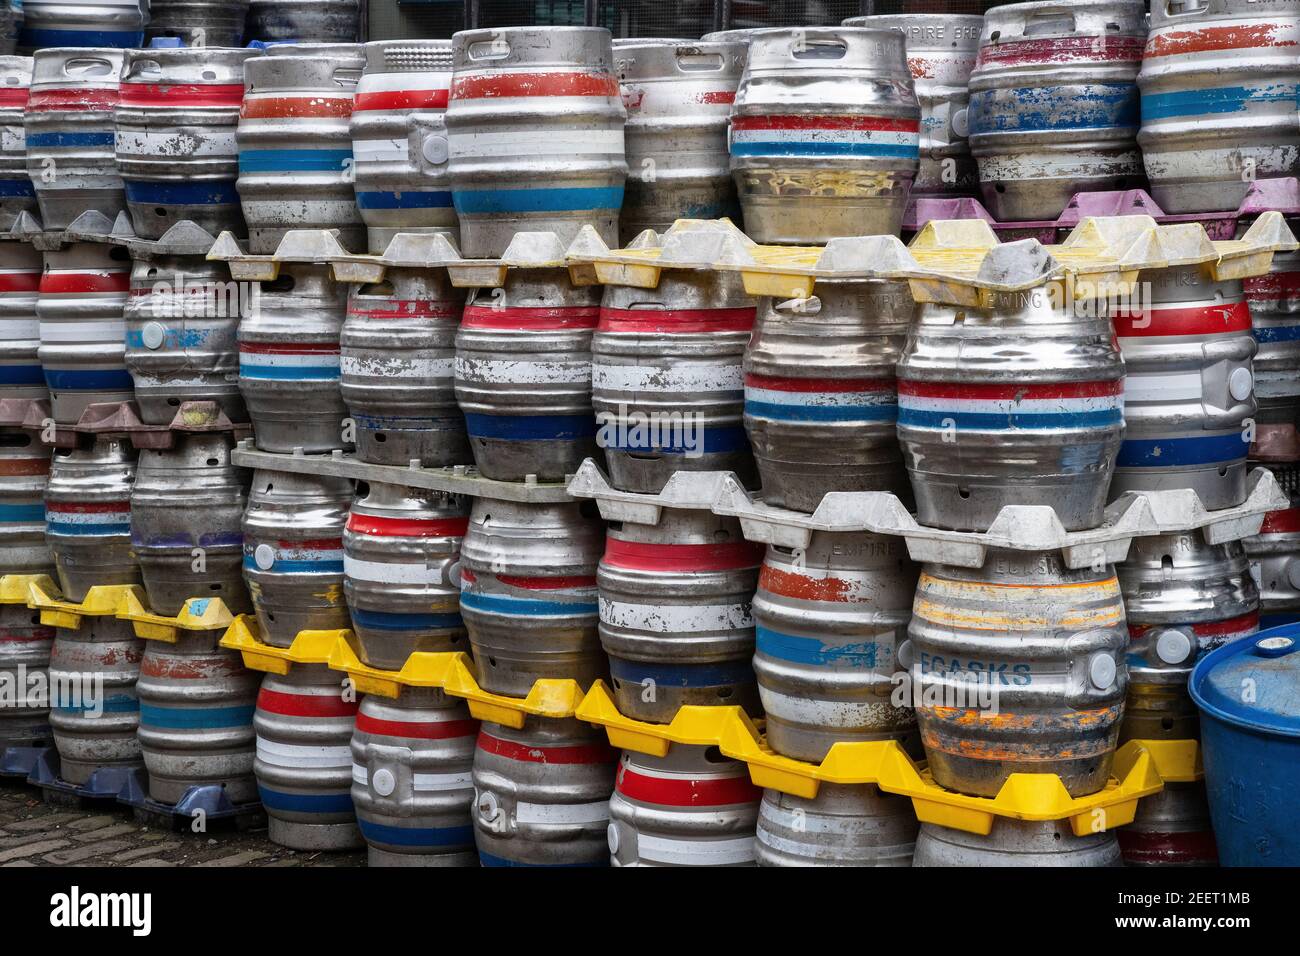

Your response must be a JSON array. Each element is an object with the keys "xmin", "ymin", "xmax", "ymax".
[
  {"xmin": 464, "ymin": 31, "xmax": 512, "ymax": 62},
  {"xmin": 333, "ymin": 67, "xmax": 363, "ymax": 91},
  {"xmin": 1165, "ymin": 0, "xmax": 1211, "ymax": 16},
  {"xmin": 62, "ymin": 58, "xmax": 114, "ymax": 79},
  {"xmin": 790, "ymin": 38, "xmax": 848, "ymax": 61},
  {"xmin": 675, "ymin": 51, "xmax": 725, "ymax": 73},
  {"xmin": 124, "ymin": 59, "xmax": 163, "ymax": 80}
]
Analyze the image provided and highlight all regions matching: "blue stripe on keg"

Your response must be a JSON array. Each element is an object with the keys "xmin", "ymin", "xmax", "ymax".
[
  {"xmin": 242, "ymin": 556, "xmax": 345, "ymax": 574},
  {"xmin": 53, "ymin": 694, "xmax": 139, "ymax": 713},
  {"xmin": 608, "ymin": 655, "xmax": 755, "ymax": 688},
  {"xmin": 896, "ymin": 408, "xmax": 1123, "ymax": 430},
  {"xmin": 124, "ymin": 180, "xmax": 240, "ymax": 205},
  {"xmin": 125, "ymin": 328, "xmax": 215, "ymax": 349},
  {"xmin": 19, "ymin": 28, "xmax": 143, "ymax": 48},
  {"xmin": 349, "ymin": 607, "xmax": 463, "ymax": 631},
  {"xmin": 478, "ymin": 850, "xmax": 606, "ymax": 868},
  {"xmin": 729, "ymin": 141, "xmax": 920, "ymax": 159},
  {"xmin": 743, "ymin": 400, "xmax": 898, "ymax": 423},
  {"xmin": 357, "ymin": 819, "xmax": 474, "ymax": 848},
  {"xmin": 0, "ymin": 365, "xmax": 45, "ymax": 385},
  {"xmin": 238, "ymin": 149, "xmax": 353, "ymax": 173},
  {"xmin": 464, "ymin": 413, "xmax": 595, "ymax": 441},
  {"xmin": 1141, "ymin": 84, "xmax": 1297, "ymax": 121},
  {"xmin": 600, "ymin": 424, "xmax": 749, "ymax": 454},
  {"xmin": 131, "ymin": 530, "xmax": 242, "ymax": 549},
  {"xmin": 25, "ymin": 132, "xmax": 116, "ymax": 149},
  {"xmin": 351, "ymin": 413, "xmax": 463, "ymax": 432},
  {"xmin": 458, "ymin": 590, "xmax": 597, "ymax": 618},
  {"xmin": 139, "ymin": 703, "xmax": 255, "ymax": 729},
  {"xmin": 43, "ymin": 368, "xmax": 134, "ymax": 391},
  {"xmin": 968, "ymin": 84, "xmax": 1139, "ymax": 133},
  {"xmin": 452, "ymin": 186, "xmax": 624, "ymax": 215},
  {"xmin": 46, "ymin": 520, "xmax": 130, "ymax": 536},
  {"xmin": 755, "ymin": 625, "xmax": 882, "ymax": 667},
  {"xmin": 1117, "ymin": 434, "xmax": 1249, "ymax": 468},
  {"xmin": 256, "ymin": 786, "xmax": 354, "ymax": 813},
  {"xmin": 354, "ymin": 190, "xmax": 454, "ymax": 210},
  {"xmin": 237, "ymin": 363, "xmax": 340, "ymax": 381},
  {"xmin": 1254, "ymin": 326, "xmax": 1300, "ymax": 344},
  {"xmin": 0, "ymin": 178, "xmax": 35, "ymax": 198},
  {"xmin": 0, "ymin": 504, "xmax": 43, "ymax": 522}
]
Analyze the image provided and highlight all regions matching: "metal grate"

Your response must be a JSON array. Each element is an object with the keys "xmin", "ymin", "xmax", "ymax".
[
  {"xmin": 861, "ymin": 0, "xmax": 1000, "ymax": 14},
  {"xmin": 1266, "ymin": 463, "xmax": 1300, "ymax": 499},
  {"xmin": 597, "ymin": 0, "xmax": 715, "ymax": 38},
  {"xmin": 476, "ymin": 0, "xmax": 590, "ymax": 27},
  {"xmin": 369, "ymin": 1, "xmax": 465, "ymax": 40},
  {"xmin": 726, "ymin": 0, "xmax": 865, "ymax": 29}
]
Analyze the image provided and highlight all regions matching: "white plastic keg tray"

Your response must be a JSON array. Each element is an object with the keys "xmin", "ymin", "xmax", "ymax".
[{"xmin": 209, "ymin": 227, "xmax": 573, "ymax": 504}]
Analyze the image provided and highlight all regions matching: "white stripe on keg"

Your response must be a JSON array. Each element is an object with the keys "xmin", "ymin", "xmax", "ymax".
[
  {"xmin": 39, "ymin": 320, "xmax": 128, "ymax": 344},
  {"xmin": 351, "ymin": 138, "xmax": 410, "ymax": 163},
  {"xmin": 355, "ymin": 73, "xmax": 449, "ymax": 96},
  {"xmin": 1121, "ymin": 369, "xmax": 1204, "ymax": 403},
  {"xmin": 756, "ymin": 687, "xmax": 887, "ymax": 730},
  {"xmin": 1145, "ymin": 146, "xmax": 1300, "ymax": 184},
  {"xmin": 256, "ymin": 738, "xmax": 352, "ymax": 768},
  {"xmin": 115, "ymin": 129, "xmax": 236, "ymax": 158},
  {"xmin": 448, "ymin": 127, "xmax": 624, "ymax": 159},
  {"xmin": 453, "ymin": 356, "xmax": 591, "ymax": 385},
  {"xmin": 241, "ymin": 351, "xmax": 340, "ymax": 369},
  {"xmin": 599, "ymin": 598, "xmax": 752, "ymax": 633},
  {"xmin": 1, "ymin": 127, "xmax": 24, "ymax": 152},
  {"xmin": 352, "ymin": 764, "xmax": 472, "ymax": 791},
  {"xmin": 515, "ymin": 799, "xmax": 610, "ymax": 825},
  {"xmin": 635, "ymin": 832, "xmax": 756, "ymax": 866},
  {"xmin": 592, "ymin": 362, "xmax": 742, "ymax": 394},
  {"xmin": 344, "ymin": 555, "xmax": 454, "ymax": 586},
  {"xmin": 1, "ymin": 320, "xmax": 39, "ymax": 338},
  {"xmin": 340, "ymin": 354, "xmax": 452, "ymax": 379},
  {"xmin": 976, "ymin": 149, "xmax": 1142, "ymax": 180}
]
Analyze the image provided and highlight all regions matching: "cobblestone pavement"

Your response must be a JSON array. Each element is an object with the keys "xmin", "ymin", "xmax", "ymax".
[{"xmin": 0, "ymin": 780, "xmax": 366, "ymax": 867}]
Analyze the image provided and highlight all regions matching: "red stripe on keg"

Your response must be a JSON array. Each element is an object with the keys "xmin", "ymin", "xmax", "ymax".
[
  {"xmin": 1117, "ymin": 827, "xmax": 1219, "ymax": 866},
  {"xmin": 353, "ymin": 89, "xmax": 449, "ymax": 112},
  {"xmin": 602, "ymin": 538, "xmax": 763, "ymax": 573},
  {"xmin": 1145, "ymin": 23, "xmax": 1299, "ymax": 59},
  {"xmin": 1245, "ymin": 271, "xmax": 1300, "ymax": 299},
  {"xmin": 451, "ymin": 72, "xmax": 621, "ymax": 100},
  {"xmin": 758, "ymin": 564, "xmax": 863, "ymax": 603},
  {"xmin": 355, "ymin": 712, "xmax": 477, "ymax": 739},
  {"xmin": 598, "ymin": 306, "xmax": 756, "ymax": 334},
  {"xmin": 238, "ymin": 342, "xmax": 340, "ymax": 354},
  {"xmin": 345, "ymin": 513, "xmax": 468, "ymax": 538},
  {"xmin": 0, "ymin": 458, "xmax": 49, "ymax": 477},
  {"xmin": 695, "ymin": 91, "xmax": 735, "ymax": 105},
  {"xmin": 475, "ymin": 729, "xmax": 614, "ymax": 764},
  {"xmin": 1259, "ymin": 508, "xmax": 1300, "ymax": 534},
  {"xmin": 460, "ymin": 305, "xmax": 600, "ymax": 331},
  {"xmin": 120, "ymin": 83, "xmax": 245, "ymax": 107},
  {"xmin": 615, "ymin": 765, "xmax": 760, "ymax": 807},
  {"xmin": 256, "ymin": 687, "xmax": 359, "ymax": 718},
  {"xmin": 240, "ymin": 96, "xmax": 354, "ymax": 119},
  {"xmin": 0, "ymin": 629, "xmax": 53, "ymax": 642},
  {"xmin": 0, "ymin": 88, "xmax": 27, "ymax": 107},
  {"xmin": 38, "ymin": 273, "xmax": 130, "ymax": 295},
  {"xmin": 276, "ymin": 537, "xmax": 343, "ymax": 550},
  {"xmin": 0, "ymin": 272, "xmax": 41, "ymax": 293},
  {"xmin": 730, "ymin": 114, "xmax": 920, "ymax": 134},
  {"xmin": 495, "ymin": 574, "xmax": 597, "ymax": 590},
  {"xmin": 346, "ymin": 300, "xmax": 460, "ymax": 320},
  {"xmin": 26, "ymin": 89, "xmax": 118, "ymax": 110},
  {"xmin": 1194, "ymin": 612, "xmax": 1259, "ymax": 638},
  {"xmin": 1113, "ymin": 301, "xmax": 1252, "ymax": 338},
  {"xmin": 45, "ymin": 500, "xmax": 129, "ymax": 513},
  {"xmin": 744, "ymin": 373, "xmax": 894, "ymax": 393},
  {"xmin": 975, "ymin": 35, "xmax": 1144, "ymax": 68},
  {"xmin": 896, "ymin": 379, "xmax": 1123, "ymax": 400}
]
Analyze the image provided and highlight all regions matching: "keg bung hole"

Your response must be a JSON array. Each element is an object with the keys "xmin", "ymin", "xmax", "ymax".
[
  {"xmin": 374, "ymin": 433, "xmax": 386, "ymax": 442},
  {"xmin": 153, "ymin": 207, "xmax": 167, "ymax": 218},
  {"xmin": 168, "ymin": 398, "xmax": 180, "ymax": 406},
  {"xmin": 995, "ymin": 183, "xmax": 1007, "ymax": 194},
  {"xmin": 1053, "ymin": 832, "xmax": 1062, "ymax": 841},
  {"xmin": 1162, "ymin": 717, "xmax": 1175, "ymax": 732},
  {"xmin": 206, "ymin": 458, "xmax": 219, "ymax": 467},
  {"xmin": 488, "ymin": 656, "xmax": 497, "ymax": 668},
  {"xmin": 209, "ymin": 583, "xmax": 221, "ymax": 591},
  {"xmin": 958, "ymin": 487, "xmax": 971, "ymax": 500},
  {"xmin": 717, "ymin": 687, "xmax": 733, "ymax": 700},
  {"xmin": 1219, "ymin": 466, "xmax": 1229, "ymax": 477},
  {"xmin": 30, "ymin": 613, "xmax": 40, "ymax": 626}
]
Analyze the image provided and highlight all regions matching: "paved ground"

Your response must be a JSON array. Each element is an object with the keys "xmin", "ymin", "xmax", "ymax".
[{"xmin": 0, "ymin": 780, "xmax": 365, "ymax": 867}]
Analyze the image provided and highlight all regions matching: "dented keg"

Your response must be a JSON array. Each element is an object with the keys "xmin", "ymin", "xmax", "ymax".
[
  {"xmin": 342, "ymin": 270, "xmax": 467, "ymax": 468},
  {"xmin": 1118, "ymin": 783, "xmax": 1218, "ymax": 867},
  {"xmin": 0, "ymin": 429, "xmax": 51, "ymax": 574},
  {"xmin": 913, "ymin": 818, "xmax": 1122, "ymax": 866},
  {"xmin": 1117, "ymin": 531, "xmax": 1258, "ymax": 742},
  {"xmin": 350, "ymin": 39, "xmax": 456, "ymax": 253},
  {"xmin": 454, "ymin": 268, "xmax": 600, "ymax": 483},
  {"xmin": 254, "ymin": 663, "xmax": 361, "ymax": 850},
  {"xmin": 146, "ymin": 0, "xmax": 249, "ymax": 48},
  {"xmin": 755, "ymin": 784, "xmax": 918, "ymax": 867},
  {"xmin": 241, "ymin": 469, "xmax": 351, "ymax": 648},
  {"xmin": 25, "ymin": 48, "xmax": 125, "ymax": 230},
  {"xmin": 909, "ymin": 549, "xmax": 1128, "ymax": 798},
  {"xmin": 744, "ymin": 279, "xmax": 912, "ymax": 513},
  {"xmin": 1244, "ymin": 229, "xmax": 1300, "ymax": 457},
  {"xmin": 608, "ymin": 746, "xmax": 760, "ymax": 867},
  {"xmin": 1139, "ymin": 0, "xmax": 1300, "ymax": 215},
  {"xmin": 116, "ymin": 47, "xmax": 253, "ymax": 240},
  {"xmin": 130, "ymin": 429, "xmax": 250, "ymax": 617},
  {"xmin": 0, "ymin": 56, "xmax": 35, "ymax": 227},
  {"xmin": 343, "ymin": 482, "xmax": 468, "ymax": 671},
  {"xmin": 350, "ymin": 687, "xmax": 478, "ymax": 867},
  {"xmin": 36, "ymin": 241, "xmax": 133, "ymax": 425},
  {"xmin": 0, "ymin": 604, "xmax": 54, "ymax": 748},
  {"xmin": 459, "ymin": 497, "xmax": 605, "ymax": 697},
  {"xmin": 1244, "ymin": 465, "xmax": 1300, "ymax": 628},
  {"xmin": 896, "ymin": 275, "xmax": 1124, "ymax": 533},
  {"xmin": 1110, "ymin": 265, "xmax": 1256, "ymax": 510},
  {"xmin": 729, "ymin": 27, "xmax": 920, "ymax": 244},
  {"xmin": 446, "ymin": 27, "xmax": 627, "ymax": 257},
  {"xmin": 845, "ymin": 14, "xmax": 982, "ymax": 197},
  {"xmin": 136, "ymin": 631, "xmax": 260, "ymax": 805},
  {"xmin": 598, "ymin": 509, "xmax": 762, "ymax": 723},
  {"xmin": 18, "ymin": 0, "xmax": 146, "ymax": 51},
  {"xmin": 245, "ymin": 0, "xmax": 361, "ymax": 44},
  {"xmin": 966, "ymin": 1, "xmax": 1146, "ymax": 221},
  {"xmin": 593, "ymin": 270, "xmax": 756, "ymax": 494},
  {"xmin": 45, "ymin": 434, "xmax": 137, "ymax": 602},
  {"xmin": 615, "ymin": 39, "xmax": 744, "ymax": 241},
  {"xmin": 124, "ymin": 253, "xmax": 247, "ymax": 426},
  {"xmin": 48, "ymin": 617, "xmax": 143, "ymax": 785},
  {"xmin": 237, "ymin": 43, "xmax": 365, "ymax": 254},
  {"xmin": 238, "ymin": 262, "xmax": 348, "ymax": 454},
  {"xmin": 472, "ymin": 717, "xmax": 616, "ymax": 867},
  {"xmin": 752, "ymin": 531, "xmax": 918, "ymax": 763}
]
